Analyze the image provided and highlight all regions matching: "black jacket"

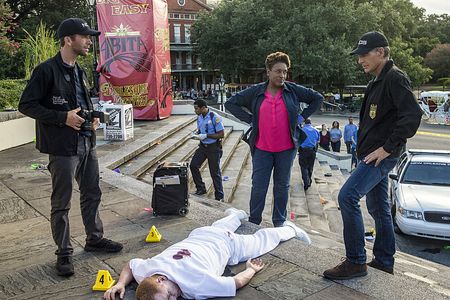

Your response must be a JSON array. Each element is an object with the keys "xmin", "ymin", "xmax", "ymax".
[
  {"xmin": 19, "ymin": 52, "xmax": 95, "ymax": 156},
  {"xmin": 357, "ymin": 60, "xmax": 422, "ymax": 159},
  {"xmin": 225, "ymin": 81, "xmax": 323, "ymax": 154}
]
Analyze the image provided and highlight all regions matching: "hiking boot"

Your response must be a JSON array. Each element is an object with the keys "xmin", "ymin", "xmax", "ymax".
[
  {"xmin": 84, "ymin": 238, "xmax": 123, "ymax": 253},
  {"xmin": 323, "ymin": 258, "xmax": 367, "ymax": 280},
  {"xmin": 225, "ymin": 207, "xmax": 248, "ymax": 220},
  {"xmin": 368, "ymin": 259, "xmax": 394, "ymax": 274},
  {"xmin": 283, "ymin": 220, "xmax": 312, "ymax": 245},
  {"xmin": 56, "ymin": 256, "xmax": 74, "ymax": 277}
]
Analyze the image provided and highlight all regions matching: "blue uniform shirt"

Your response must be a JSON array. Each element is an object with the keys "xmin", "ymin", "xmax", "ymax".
[
  {"xmin": 197, "ymin": 110, "xmax": 225, "ymax": 145},
  {"xmin": 300, "ymin": 124, "xmax": 320, "ymax": 148}
]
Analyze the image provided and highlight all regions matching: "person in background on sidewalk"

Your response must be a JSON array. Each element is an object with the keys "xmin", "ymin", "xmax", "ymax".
[
  {"xmin": 225, "ymin": 52, "xmax": 323, "ymax": 227},
  {"xmin": 319, "ymin": 124, "xmax": 331, "ymax": 151},
  {"xmin": 323, "ymin": 31, "xmax": 422, "ymax": 280},
  {"xmin": 103, "ymin": 208, "xmax": 311, "ymax": 300},
  {"xmin": 351, "ymin": 125, "xmax": 359, "ymax": 169},
  {"xmin": 190, "ymin": 99, "xmax": 225, "ymax": 201},
  {"xmin": 298, "ymin": 119, "xmax": 320, "ymax": 191},
  {"xmin": 329, "ymin": 121, "xmax": 342, "ymax": 152},
  {"xmin": 344, "ymin": 117, "xmax": 358, "ymax": 154},
  {"xmin": 18, "ymin": 18, "xmax": 123, "ymax": 277}
]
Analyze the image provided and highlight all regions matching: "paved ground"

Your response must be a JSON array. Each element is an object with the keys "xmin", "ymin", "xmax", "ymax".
[{"xmin": 0, "ymin": 115, "xmax": 449, "ymax": 300}]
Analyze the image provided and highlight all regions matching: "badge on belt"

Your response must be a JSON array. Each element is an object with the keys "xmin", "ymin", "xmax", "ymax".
[{"xmin": 369, "ymin": 104, "xmax": 377, "ymax": 119}]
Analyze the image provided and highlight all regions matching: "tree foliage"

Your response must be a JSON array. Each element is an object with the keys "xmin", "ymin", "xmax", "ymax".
[
  {"xmin": 6, "ymin": 0, "xmax": 91, "ymax": 40},
  {"xmin": 424, "ymin": 44, "xmax": 450, "ymax": 79},
  {"xmin": 192, "ymin": 0, "xmax": 442, "ymax": 87},
  {"xmin": 0, "ymin": 0, "xmax": 17, "ymax": 52}
]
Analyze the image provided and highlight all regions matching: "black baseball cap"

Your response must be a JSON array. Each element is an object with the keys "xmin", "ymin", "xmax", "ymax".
[
  {"xmin": 57, "ymin": 18, "xmax": 100, "ymax": 38},
  {"xmin": 350, "ymin": 31, "xmax": 389, "ymax": 55}
]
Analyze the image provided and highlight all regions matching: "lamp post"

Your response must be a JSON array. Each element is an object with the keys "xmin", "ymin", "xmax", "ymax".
[
  {"xmin": 219, "ymin": 74, "xmax": 225, "ymax": 111},
  {"xmin": 87, "ymin": 0, "xmax": 99, "ymax": 96}
]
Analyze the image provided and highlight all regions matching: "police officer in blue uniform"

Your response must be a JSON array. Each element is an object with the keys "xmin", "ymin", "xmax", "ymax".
[
  {"xmin": 298, "ymin": 118, "xmax": 320, "ymax": 191},
  {"xmin": 190, "ymin": 99, "xmax": 225, "ymax": 201}
]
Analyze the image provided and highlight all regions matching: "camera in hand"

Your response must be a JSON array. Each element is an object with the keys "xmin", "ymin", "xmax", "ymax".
[{"xmin": 77, "ymin": 109, "xmax": 110, "ymax": 137}]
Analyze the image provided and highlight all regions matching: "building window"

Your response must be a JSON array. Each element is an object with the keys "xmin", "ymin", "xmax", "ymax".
[
  {"xmin": 174, "ymin": 24, "xmax": 181, "ymax": 43},
  {"xmin": 186, "ymin": 52, "xmax": 192, "ymax": 67},
  {"xmin": 177, "ymin": 0, "xmax": 185, "ymax": 6},
  {"xmin": 175, "ymin": 52, "xmax": 181, "ymax": 68},
  {"xmin": 184, "ymin": 25, "xmax": 191, "ymax": 44}
]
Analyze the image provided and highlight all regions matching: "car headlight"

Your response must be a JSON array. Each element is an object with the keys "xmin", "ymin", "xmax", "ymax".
[{"xmin": 398, "ymin": 207, "xmax": 423, "ymax": 220}]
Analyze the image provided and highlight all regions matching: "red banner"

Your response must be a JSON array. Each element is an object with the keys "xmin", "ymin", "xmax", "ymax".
[{"xmin": 96, "ymin": 0, "xmax": 173, "ymax": 120}]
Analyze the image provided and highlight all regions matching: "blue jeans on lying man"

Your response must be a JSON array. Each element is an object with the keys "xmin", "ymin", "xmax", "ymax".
[
  {"xmin": 249, "ymin": 147, "xmax": 297, "ymax": 227},
  {"xmin": 338, "ymin": 157, "xmax": 398, "ymax": 268}
]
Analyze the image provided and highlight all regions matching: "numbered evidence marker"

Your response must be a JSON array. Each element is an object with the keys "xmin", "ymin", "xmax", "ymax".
[
  {"xmin": 145, "ymin": 225, "xmax": 162, "ymax": 242},
  {"xmin": 92, "ymin": 270, "xmax": 116, "ymax": 291}
]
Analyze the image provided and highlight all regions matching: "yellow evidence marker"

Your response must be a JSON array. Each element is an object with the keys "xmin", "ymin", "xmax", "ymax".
[
  {"xmin": 92, "ymin": 270, "xmax": 116, "ymax": 291},
  {"xmin": 146, "ymin": 225, "xmax": 162, "ymax": 242}
]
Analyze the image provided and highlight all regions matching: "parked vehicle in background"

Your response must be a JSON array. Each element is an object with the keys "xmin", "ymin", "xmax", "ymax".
[
  {"xmin": 418, "ymin": 91, "xmax": 450, "ymax": 125},
  {"xmin": 389, "ymin": 149, "xmax": 450, "ymax": 241}
]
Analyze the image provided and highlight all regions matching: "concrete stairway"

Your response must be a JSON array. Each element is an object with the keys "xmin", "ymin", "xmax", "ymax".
[{"xmin": 100, "ymin": 112, "xmax": 376, "ymax": 242}]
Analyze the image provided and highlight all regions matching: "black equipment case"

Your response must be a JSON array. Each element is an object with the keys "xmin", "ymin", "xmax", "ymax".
[{"xmin": 151, "ymin": 162, "xmax": 189, "ymax": 216}]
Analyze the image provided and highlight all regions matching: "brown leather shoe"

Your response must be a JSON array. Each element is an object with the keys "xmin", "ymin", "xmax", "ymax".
[
  {"xmin": 323, "ymin": 258, "xmax": 368, "ymax": 280},
  {"xmin": 368, "ymin": 259, "xmax": 394, "ymax": 274}
]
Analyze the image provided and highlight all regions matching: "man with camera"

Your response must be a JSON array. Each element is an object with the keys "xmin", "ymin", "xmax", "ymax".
[{"xmin": 19, "ymin": 18, "xmax": 122, "ymax": 277}]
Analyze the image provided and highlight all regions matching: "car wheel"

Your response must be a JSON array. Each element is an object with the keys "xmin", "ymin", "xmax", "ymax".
[{"xmin": 391, "ymin": 203, "xmax": 403, "ymax": 234}]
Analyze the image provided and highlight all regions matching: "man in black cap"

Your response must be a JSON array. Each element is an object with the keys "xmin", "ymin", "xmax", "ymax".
[
  {"xmin": 19, "ymin": 18, "xmax": 123, "ymax": 277},
  {"xmin": 323, "ymin": 31, "xmax": 421, "ymax": 280}
]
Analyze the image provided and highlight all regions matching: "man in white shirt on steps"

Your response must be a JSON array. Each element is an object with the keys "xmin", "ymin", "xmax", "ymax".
[{"xmin": 103, "ymin": 208, "xmax": 311, "ymax": 300}]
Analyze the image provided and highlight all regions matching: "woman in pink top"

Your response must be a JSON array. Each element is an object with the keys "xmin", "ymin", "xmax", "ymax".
[{"xmin": 225, "ymin": 52, "xmax": 323, "ymax": 226}]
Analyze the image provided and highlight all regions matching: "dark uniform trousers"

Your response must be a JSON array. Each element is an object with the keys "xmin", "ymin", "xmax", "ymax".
[
  {"xmin": 47, "ymin": 135, "xmax": 104, "ymax": 257},
  {"xmin": 190, "ymin": 142, "xmax": 224, "ymax": 200},
  {"xmin": 298, "ymin": 147, "xmax": 317, "ymax": 188}
]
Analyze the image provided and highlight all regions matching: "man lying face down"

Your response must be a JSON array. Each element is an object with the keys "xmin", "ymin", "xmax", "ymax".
[{"xmin": 103, "ymin": 208, "xmax": 311, "ymax": 300}]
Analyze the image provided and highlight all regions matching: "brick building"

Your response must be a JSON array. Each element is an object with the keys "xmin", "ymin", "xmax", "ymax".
[{"xmin": 168, "ymin": 0, "xmax": 216, "ymax": 93}]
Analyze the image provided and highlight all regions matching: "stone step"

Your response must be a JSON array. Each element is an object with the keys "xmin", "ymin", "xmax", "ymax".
[
  {"xmin": 138, "ymin": 127, "xmax": 233, "ymax": 184},
  {"xmin": 316, "ymin": 161, "xmax": 375, "ymax": 235},
  {"xmin": 99, "ymin": 115, "xmax": 196, "ymax": 170},
  {"xmin": 305, "ymin": 164, "xmax": 332, "ymax": 232},
  {"xmin": 227, "ymin": 154, "xmax": 252, "ymax": 213},
  {"xmin": 120, "ymin": 120, "xmax": 197, "ymax": 177},
  {"xmin": 197, "ymin": 130, "xmax": 244, "ymax": 198},
  {"xmin": 288, "ymin": 155, "xmax": 312, "ymax": 228},
  {"xmin": 138, "ymin": 138, "xmax": 199, "ymax": 184},
  {"xmin": 219, "ymin": 139, "xmax": 251, "ymax": 203}
]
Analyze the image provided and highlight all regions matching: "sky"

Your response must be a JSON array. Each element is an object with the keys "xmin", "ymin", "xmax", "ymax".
[{"xmin": 410, "ymin": 0, "xmax": 450, "ymax": 15}]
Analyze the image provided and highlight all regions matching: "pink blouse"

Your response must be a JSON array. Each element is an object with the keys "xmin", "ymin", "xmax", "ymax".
[{"xmin": 255, "ymin": 89, "xmax": 294, "ymax": 152}]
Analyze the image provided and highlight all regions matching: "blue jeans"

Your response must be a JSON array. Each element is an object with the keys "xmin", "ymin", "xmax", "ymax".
[
  {"xmin": 249, "ymin": 148, "xmax": 297, "ymax": 227},
  {"xmin": 338, "ymin": 157, "xmax": 398, "ymax": 267}
]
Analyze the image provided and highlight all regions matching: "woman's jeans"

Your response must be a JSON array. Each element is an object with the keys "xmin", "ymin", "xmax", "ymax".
[
  {"xmin": 338, "ymin": 157, "xmax": 398, "ymax": 267},
  {"xmin": 249, "ymin": 148, "xmax": 297, "ymax": 227},
  {"xmin": 331, "ymin": 140, "xmax": 341, "ymax": 152}
]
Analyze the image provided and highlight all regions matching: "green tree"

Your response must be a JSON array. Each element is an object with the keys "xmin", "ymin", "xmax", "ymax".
[
  {"xmin": 390, "ymin": 38, "xmax": 432, "ymax": 87},
  {"xmin": 424, "ymin": 44, "xmax": 450, "ymax": 80},
  {"xmin": 193, "ymin": 0, "xmax": 434, "ymax": 87},
  {"xmin": 0, "ymin": 0, "xmax": 22, "ymax": 79},
  {"xmin": 6, "ymin": 0, "xmax": 91, "ymax": 40},
  {"xmin": 417, "ymin": 14, "xmax": 450, "ymax": 44}
]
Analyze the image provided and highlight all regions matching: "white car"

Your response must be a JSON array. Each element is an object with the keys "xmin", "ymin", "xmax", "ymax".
[{"xmin": 389, "ymin": 149, "xmax": 450, "ymax": 241}]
